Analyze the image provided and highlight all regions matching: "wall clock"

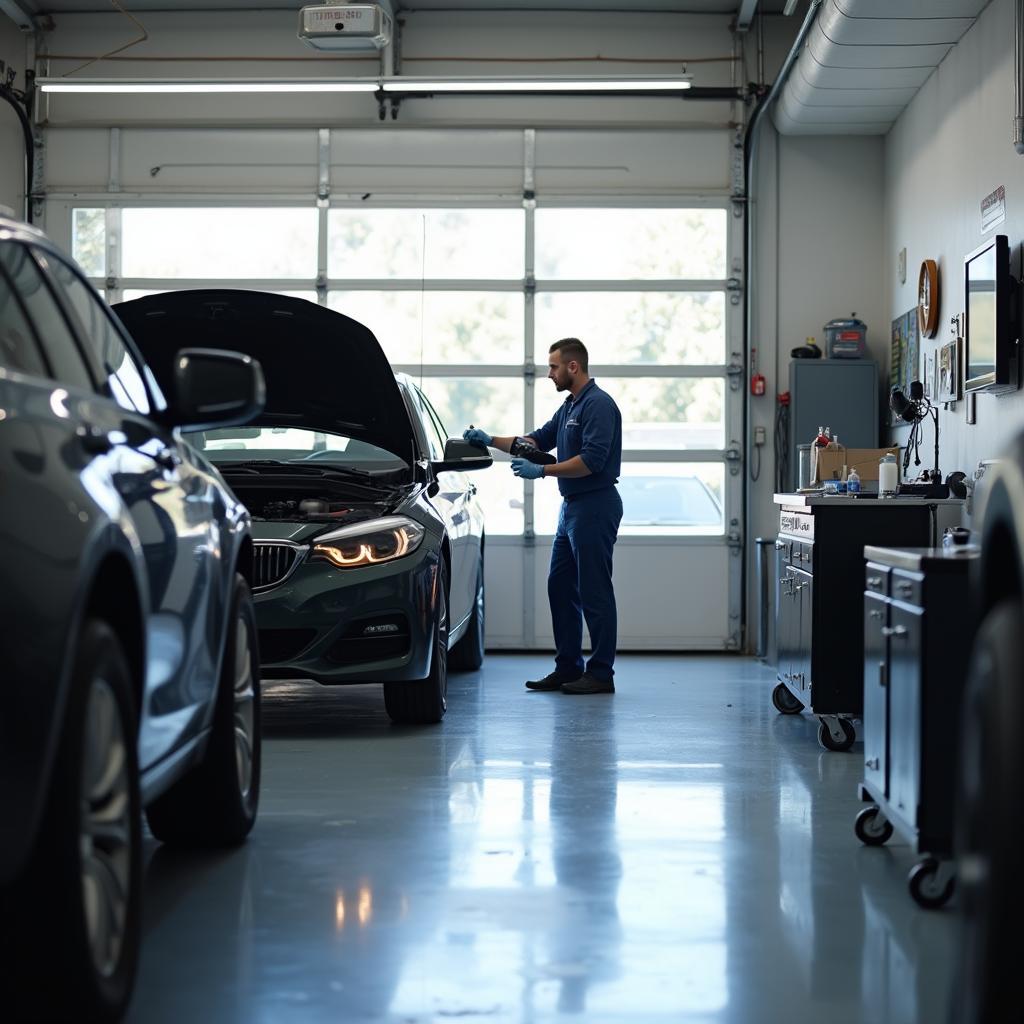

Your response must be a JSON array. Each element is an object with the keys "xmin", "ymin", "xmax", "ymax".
[{"xmin": 917, "ymin": 258, "xmax": 939, "ymax": 338}]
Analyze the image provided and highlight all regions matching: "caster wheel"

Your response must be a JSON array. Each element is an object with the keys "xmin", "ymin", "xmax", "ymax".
[
  {"xmin": 818, "ymin": 718, "xmax": 856, "ymax": 752},
  {"xmin": 908, "ymin": 857, "xmax": 955, "ymax": 909},
  {"xmin": 772, "ymin": 683, "xmax": 804, "ymax": 715},
  {"xmin": 854, "ymin": 805, "xmax": 893, "ymax": 846}
]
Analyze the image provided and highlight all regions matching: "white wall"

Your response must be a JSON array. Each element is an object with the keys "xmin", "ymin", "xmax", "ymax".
[
  {"xmin": 0, "ymin": 19, "xmax": 27, "ymax": 214},
  {"xmin": 885, "ymin": 0, "xmax": 1024, "ymax": 505},
  {"xmin": 748, "ymin": 129, "xmax": 887, "ymax": 561}
]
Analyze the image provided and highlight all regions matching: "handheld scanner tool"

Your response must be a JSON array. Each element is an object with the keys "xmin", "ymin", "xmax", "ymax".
[{"xmin": 510, "ymin": 436, "xmax": 557, "ymax": 465}]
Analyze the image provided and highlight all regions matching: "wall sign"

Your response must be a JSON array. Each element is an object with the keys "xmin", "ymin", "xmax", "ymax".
[{"xmin": 981, "ymin": 185, "xmax": 1006, "ymax": 233}]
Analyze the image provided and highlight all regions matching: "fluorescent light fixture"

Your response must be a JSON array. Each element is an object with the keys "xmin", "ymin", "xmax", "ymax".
[
  {"xmin": 380, "ymin": 76, "xmax": 692, "ymax": 93},
  {"xmin": 36, "ymin": 75, "xmax": 692, "ymax": 96},
  {"xmin": 37, "ymin": 77, "xmax": 379, "ymax": 94}
]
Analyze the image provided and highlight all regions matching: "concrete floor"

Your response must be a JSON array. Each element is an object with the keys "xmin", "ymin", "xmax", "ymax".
[{"xmin": 126, "ymin": 654, "xmax": 957, "ymax": 1023}]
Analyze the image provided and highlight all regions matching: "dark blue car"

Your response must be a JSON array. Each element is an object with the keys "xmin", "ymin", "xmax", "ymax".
[{"xmin": 0, "ymin": 216, "xmax": 266, "ymax": 1022}]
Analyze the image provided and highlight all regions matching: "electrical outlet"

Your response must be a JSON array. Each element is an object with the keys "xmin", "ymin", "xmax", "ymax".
[
  {"xmin": 898, "ymin": 247, "xmax": 907, "ymax": 284},
  {"xmin": 754, "ymin": 425, "xmax": 767, "ymax": 446}
]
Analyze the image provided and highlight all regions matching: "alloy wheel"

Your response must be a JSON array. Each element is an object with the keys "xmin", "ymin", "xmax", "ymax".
[
  {"xmin": 80, "ymin": 677, "xmax": 132, "ymax": 979},
  {"xmin": 233, "ymin": 614, "xmax": 256, "ymax": 803}
]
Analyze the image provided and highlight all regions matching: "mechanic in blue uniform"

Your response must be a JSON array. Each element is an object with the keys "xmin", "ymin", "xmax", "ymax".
[{"xmin": 463, "ymin": 338, "xmax": 623, "ymax": 695}]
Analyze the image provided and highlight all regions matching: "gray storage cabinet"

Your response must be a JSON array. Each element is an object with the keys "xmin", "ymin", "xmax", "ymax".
[
  {"xmin": 789, "ymin": 359, "xmax": 878, "ymax": 491},
  {"xmin": 855, "ymin": 546, "xmax": 979, "ymax": 909}
]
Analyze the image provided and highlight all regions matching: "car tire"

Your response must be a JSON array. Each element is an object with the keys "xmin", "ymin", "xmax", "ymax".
[
  {"xmin": 384, "ymin": 560, "xmax": 449, "ymax": 724},
  {"xmin": 6, "ymin": 619, "xmax": 142, "ymax": 1024},
  {"xmin": 146, "ymin": 573, "xmax": 261, "ymax": 847},
  {"xmin": 449, "ymin": 549, "xmax": 485, "ymax": 671},
  {"xmin": 949, "ymin": 598, "xmax": 1023, "ymax": 1024}
]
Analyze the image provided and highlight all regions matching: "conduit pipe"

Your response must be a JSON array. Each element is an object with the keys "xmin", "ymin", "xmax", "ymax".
[
  {"xmin": 1015, "ymin": 0, "xmax": 1024, "ymax": 154},
  {"xmin": 741, "ymin": 0, "xmax": 821, "ymax": 649}
]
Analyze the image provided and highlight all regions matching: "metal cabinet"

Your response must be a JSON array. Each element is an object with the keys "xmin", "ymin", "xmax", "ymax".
[
  {"xmin": 771, "ymin": 495, "xmax": 963, "ymax": 751},
  {"xmin": 854, "ymin": 546, "xmax": 979, "ymax": 909}
]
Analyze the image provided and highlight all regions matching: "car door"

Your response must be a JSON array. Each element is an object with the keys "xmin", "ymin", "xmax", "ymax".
[
  {"xmin": 38, "ymin": 250, "xmax": 224, "ymax": 769},
  {"xmin": 407, "ymin": 383, "xmax": 474, "ymax": 628}
]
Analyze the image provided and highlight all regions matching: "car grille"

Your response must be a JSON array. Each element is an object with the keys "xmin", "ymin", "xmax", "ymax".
[
  {"xmin": 258, "ymin": 628, "xmax": 318, "ymax": 664},
  {"xmin": 253, "ymin": 542, "xmax": 302, "ymax": 591}
]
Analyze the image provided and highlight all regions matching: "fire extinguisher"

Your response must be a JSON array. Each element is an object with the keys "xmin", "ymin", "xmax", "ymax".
[{"xmin": 750, "ymin": 347, "xmax": 766, "ymax": 397}]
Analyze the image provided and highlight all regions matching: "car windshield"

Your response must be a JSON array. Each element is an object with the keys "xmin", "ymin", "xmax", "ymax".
[
  {"xmin": 619, "ymin": 475, "xmax": 721, "ymax": 527},
  {"xmin": 185, "ymin": 426, "xmax": 409, "ymax": 472}
]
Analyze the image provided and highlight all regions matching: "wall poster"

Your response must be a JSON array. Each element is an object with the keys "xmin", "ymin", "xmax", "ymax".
[{"xmin": 890, "ymin": 307, "xmax": 919, "ymax": 424}]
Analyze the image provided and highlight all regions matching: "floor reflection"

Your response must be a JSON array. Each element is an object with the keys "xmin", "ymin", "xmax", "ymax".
[{"xmin": 124, "ymin": 656, "xmax": 959, "ymax": 1024}]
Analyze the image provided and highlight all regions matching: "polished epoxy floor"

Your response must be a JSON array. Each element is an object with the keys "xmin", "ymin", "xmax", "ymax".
[{"xmin": 127, "ymin": 655, "xmax": 957, "ymax": 1023}]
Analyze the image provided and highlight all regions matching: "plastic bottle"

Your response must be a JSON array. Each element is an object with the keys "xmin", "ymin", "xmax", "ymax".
[
  {"xmin": 847, "ymin": 467, "xmax": 861, "ymax": 494},
  {"xmin": 879, "ymin": 453, "xmax": 898, "ymax": 496}
]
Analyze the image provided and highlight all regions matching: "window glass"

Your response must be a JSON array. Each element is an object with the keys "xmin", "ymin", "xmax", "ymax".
[
  {"xmin": 535, "ymin": 208, "xmax": 727, "ymax": 280},
  {"xmin": 328, "ymin": 291, "xmax": 523, "ymax": 365},
  {"xmin": 417, "ymin": 378, "xmax": 524, "ymax": 535},
  {"xmin": 534, "ymin": 291, "xmax": 726, "ymax": 365},
  {"xmin": 122, "ymin": 208, "xmax": 318, "ymax": 278},
  {"xmin": 0, "ymin": 244, "xmax": 92, "ymax": 390},
  {"xmin": 583, "ymin": 378, "xmax": 725, "ymax": 451},
  {"xmin": 410, "ymin": 385, "xmax": 446, "ymax": 461},
  {"xmin": 0, "ymin": 265, "xmax": 49, "ymax": 377},
  {"xmin": 328, "ymin": 209, "xmax": 524, "ymax": 279},
  {"xmin": 535, "ymin": 462, "xmax": 725, "ymax": 537},
  {"xmin": 184, "ymin": 426, "xmax": 408, "ymax": 469},
  {"xmin": 122, "ymin": 289, "xmax": 318, "ymax": 303},
  {"xmin": 46, "ymin": 255, "xmax": 151, "ymax": 414},
  {"xmin": 72, "ymin": 208, "xmax": 106, "ymax": 278}
]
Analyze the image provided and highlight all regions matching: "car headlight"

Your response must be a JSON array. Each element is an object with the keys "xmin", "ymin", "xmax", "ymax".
[{"xmin": 310, "ymin": 516, "xmax": 426, "ymax": 569}]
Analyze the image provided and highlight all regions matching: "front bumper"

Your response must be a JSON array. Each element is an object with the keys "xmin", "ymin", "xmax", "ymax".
[{"xmin": 254, "ymin": 542, "xmax": 442, "ymax": 684}]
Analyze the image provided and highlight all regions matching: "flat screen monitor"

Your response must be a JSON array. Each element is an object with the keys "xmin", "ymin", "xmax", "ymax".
[{"xmin": 964, "ymin": 234, "xmax": 1019, "ymax": 394}]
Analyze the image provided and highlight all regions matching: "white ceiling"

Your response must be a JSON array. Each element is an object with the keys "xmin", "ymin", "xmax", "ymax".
[{"xmin": 9, "ymin": 0, "xmax": 789, "ymax": 14}]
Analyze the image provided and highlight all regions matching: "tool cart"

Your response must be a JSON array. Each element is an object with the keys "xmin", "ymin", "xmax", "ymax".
[
  {"xmin": 854, "ymin": 545, "xmax": 979, "ymax": 908},
  {"xmin": 772, "ymin": 495, "xmax": 963, "ymax": 751}
]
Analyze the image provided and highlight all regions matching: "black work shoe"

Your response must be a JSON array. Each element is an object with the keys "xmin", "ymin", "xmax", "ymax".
[
  {"xmin": 561, "ymin": 673, "xmax": 615, "ymax": 695},
  {"xmin": 526, "ymin": 670, "xmax": 581, "ymax": 691}
]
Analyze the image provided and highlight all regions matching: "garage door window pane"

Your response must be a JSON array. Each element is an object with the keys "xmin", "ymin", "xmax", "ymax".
[
  {"xmin": 584, "ymin": 378, "xmax": 725, "ymax": 450},
  {"xmin": 535, "ymin": 292, "xmax": 725, "ymax": 365},
  {"xmin": 328, "ymin": 291, "xmax": 523, "ymax": 365},
  {"xmin": 122, "ymin": 208, "xmax": 317, "ymax": 278},
  {"xmin": 328, "ymin": 209, "xmax": 524, "ymax": 279},
  {"xmin": 534, "ymin": 463, "xmax": 725, "ymax": 536},
  {"xmin": 122, "ymin": 289, "xmax": 318, "ymax": 303},
  {"xmin": 535, "ymin": 209, "xmax": 726, "ymax": 280},
  {"xmin": 417, "ymin": 377, "xmax": 524, "ymax": 535},
  {"xmin": 72, "ymin": 208, "xmax": 105, "ymax": 278}
]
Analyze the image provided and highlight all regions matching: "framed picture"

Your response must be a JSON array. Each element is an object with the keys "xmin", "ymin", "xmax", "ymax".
[
  {"xmin": 890, "ymin": 307, "xmax": 919, "ymax": 424},
  {"xmin": 937, "ymin": 338, "xmax": 962, "ymax": 403},
  {"xmin": 923, "ymin": 348, "xmax": 936, "ymax": 399}
]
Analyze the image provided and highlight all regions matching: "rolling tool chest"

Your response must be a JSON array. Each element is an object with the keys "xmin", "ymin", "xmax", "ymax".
[
  {"xmin": 771, "ymin": 495, "xmax": 963, "ymax": 751},
  {"xmin": 854, "ymin": 545, "xmax": 979, "ymax": 909}
]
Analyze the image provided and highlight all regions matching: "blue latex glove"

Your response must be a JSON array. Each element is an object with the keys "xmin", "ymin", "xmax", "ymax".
[
  {"xmin": 463, "ymin": 427, "xmax": 492, "ymax": 447},
  {"xmin": 511, "ymin": 458, "xmax": 544, "ymax": 480}
]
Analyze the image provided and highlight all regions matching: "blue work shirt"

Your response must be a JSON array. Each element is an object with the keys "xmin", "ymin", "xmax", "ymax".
[{"xmin": 529, "ymin": 378, "xmax": 622, "ymax": 498}]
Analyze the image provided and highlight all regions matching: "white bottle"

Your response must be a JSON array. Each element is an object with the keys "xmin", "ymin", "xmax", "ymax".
[{"xmin": 879, "ymin": 454, "xmax": 898, "ymax": 496}]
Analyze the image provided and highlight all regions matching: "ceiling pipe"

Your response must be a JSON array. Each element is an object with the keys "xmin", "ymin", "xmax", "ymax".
[{"xmin": 1015, "ymin": 0, "xmax": 1024, "ymax": 154}]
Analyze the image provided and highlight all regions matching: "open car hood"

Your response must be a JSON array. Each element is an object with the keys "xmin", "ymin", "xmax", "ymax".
[{"xmin": 115, "ymin": 290, "xmax": 414, "ymax": 460}]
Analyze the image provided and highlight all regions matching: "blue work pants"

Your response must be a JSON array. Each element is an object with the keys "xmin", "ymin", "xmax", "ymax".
[{"xmin": 548, "ymin": 487, "xmax": 623, "ymax": 682}]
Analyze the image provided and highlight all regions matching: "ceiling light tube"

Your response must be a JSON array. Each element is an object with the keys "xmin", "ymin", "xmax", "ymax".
[
  {"xmin": 36, "ymin": 77, "xmax": 380, "ymax": 94},
  {"xmin": 379, "ymin": 76, "xmax": 692, "ymax": 93}
]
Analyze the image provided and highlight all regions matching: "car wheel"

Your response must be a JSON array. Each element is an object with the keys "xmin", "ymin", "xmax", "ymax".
[
  {"xmin": 384, "ymin": 560, "xmax": 449, "ymax": 724},
  {"xmin": 6, "ymin": 619, "xmax": 142, "ymax": 1024},
  {"xmin": 449, "ymin": 550, "xmax": 485, "ymax": 671},
  {"xmin": 950, "ymin": 598, "xmax": 1023, "ymax": 1023},
  {"xmin": 146, "ymin": 573, "xmax": 261, "ymax": 846}
]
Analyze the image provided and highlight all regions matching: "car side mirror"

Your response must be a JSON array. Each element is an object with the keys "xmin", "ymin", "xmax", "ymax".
[
  {"xmin": 433, "ymin": 436, "xmax": 493, "ymax": 473},
  {"xmin": 171, "ymin": 348, "xmax": 266, "ymax": 431}
]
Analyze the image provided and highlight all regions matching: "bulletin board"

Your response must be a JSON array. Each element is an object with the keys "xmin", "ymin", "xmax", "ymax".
[{"xmin": 889, "ymin": 307, "xmax": 919, "ymax": 425}]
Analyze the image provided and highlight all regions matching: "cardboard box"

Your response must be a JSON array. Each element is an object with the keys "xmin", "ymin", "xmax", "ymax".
[{"xmin": 813, "ymin": 445, "xmax": 899, "ymax": 484}]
